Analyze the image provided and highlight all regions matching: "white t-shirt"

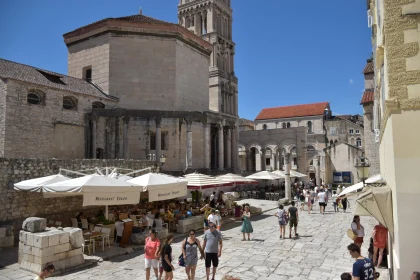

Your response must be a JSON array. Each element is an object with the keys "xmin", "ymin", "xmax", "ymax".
[
  {"xmin": 208, "ymin": 214, "xmax": 218, "ymax": 225},
  {"xmin": 115, "ymin": 221, "xmax": 124, "ymax": 236},
  {"xmin": 351, "ymin": 222, "xmax": 365, "ymax": 237},
  {"xmin": 210, "ymin": 194, "xmax": 215, "ymax": 201},
  {"xmin": 314, "ymin": 187, "xmax": 318, "ymax": 193},
  {"xmin": 317, "ymin": 192, "xmax": 326, "ymax": 203}
]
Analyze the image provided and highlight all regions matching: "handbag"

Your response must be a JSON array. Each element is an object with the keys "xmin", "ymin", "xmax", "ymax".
[
  {"xmin": 178, "ymin": 237, "xmax": 188, "ymax": 267},
  {"xmin": 347, "ymin": 229, "xmax": 357, "ymax": 241}
]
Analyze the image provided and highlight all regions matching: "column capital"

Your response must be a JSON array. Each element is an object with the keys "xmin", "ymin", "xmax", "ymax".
[
  {"xmin": 122, "ymin": 116, "xmax": 130, "ymax": 124},
  {"xmin": 185, "ymin": 117, "xmax": 193, "ymax": 132},
  {"xmin": 155, "ymin": 116, "xmax": 162, "ymax": 128}
]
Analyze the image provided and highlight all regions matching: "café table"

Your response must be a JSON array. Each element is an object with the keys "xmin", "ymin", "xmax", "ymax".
[{"xmin": 83, "ymin": 231, "xmax": 105, "ymax": 254}]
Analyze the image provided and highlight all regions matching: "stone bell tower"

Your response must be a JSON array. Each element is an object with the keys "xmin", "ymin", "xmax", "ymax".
[{"xmin": 178, "ymin": 0, "xmax": 238, "ymax": 117}]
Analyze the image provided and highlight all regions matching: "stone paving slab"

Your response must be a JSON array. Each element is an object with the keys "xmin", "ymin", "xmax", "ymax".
[{"xmin": 0, "ymin": 198, "xmax": 389, "ymax": 280}]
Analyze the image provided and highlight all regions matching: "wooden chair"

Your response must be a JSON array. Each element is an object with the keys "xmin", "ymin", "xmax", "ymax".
[
  {"xmin": 101, "ymin": 227, "xmax": 111, "ymax": 248},
  {"xmin": 93, "ymin": 225, "xmax": 102, "ymax": 232},
  {"xmin": 81, "ymin": 219, "xmax": 89, "ymax": 230}
]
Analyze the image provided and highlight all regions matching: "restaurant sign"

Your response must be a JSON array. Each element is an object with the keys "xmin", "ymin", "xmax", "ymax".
[
  {"xmin": 83, "ymin": 192, "xmax": 141, "ymax": 206},
  {"xmin": 148, "ymin": 184, "xmax": 187, "ymax": 202}
]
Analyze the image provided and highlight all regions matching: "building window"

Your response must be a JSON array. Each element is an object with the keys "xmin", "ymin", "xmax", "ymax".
[
  {"xmin": 349, "ymin": 129, "xmax": 354, "ymax": 134},
  {"xmin": 92, "ymin": 101, "xmax": 105, "ymax": 109},
  {"xmin": 27, "ymin": 92, "xmax": 42, "ymax": 105},
  {"xmin": 293, "ymin": 157, "xmax": 297, "ymax": 166},
  {"xmin": 355, "ymin": 129, "xmax": 360, "ymax": 134},
  {"xmin": 150, "ymin": 132, "xmax": 168, "ymax": 150},
  {"xmin": 287, "ymin": 122, "xmax": 291, "ymax": 128},
  {"xmin": 282, "ymin": 122, "xmax": 286, "ymax": 129},
  {"xmin": 63, "ymin": 96, "xmax": 77, "ymax": 110},
  {"xmin": 307, "ymin": 121, "xmax": 312, "ymax": 133},
  {"xmin": 262, "ymin": 124, "xmax": 268, "ymax": 130},
  {"xmin": 83, "ymin": 66, "xmax": 92, "ymax": 81},
  {"xmin": 330, "ymin": 127, "xmax": 337, "ymax": 135},
  {"xmin": 356, "ymin": 138, "xmax": 362, "ymax": 147}
]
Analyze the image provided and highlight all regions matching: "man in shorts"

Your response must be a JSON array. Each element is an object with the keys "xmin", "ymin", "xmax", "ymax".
[
  {"xmin": 202, "ymin": 222, "xmax": 222, "ymax": 280},
  {"xmin": 317, "ymin": 188, "xmax": 327, "ymax": 214},
  {"xmin": 288, "ymin": 201, "xmax": 299, "ymax": 239}
]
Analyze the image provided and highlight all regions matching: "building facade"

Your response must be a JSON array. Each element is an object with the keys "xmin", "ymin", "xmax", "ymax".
[
  {"xmin": 0, "ymin": 8, "xmax": 240, "ymax": 174},
  {"xmin": 367, "ymin": 0, "xmax": 420, "ymax": 278}
]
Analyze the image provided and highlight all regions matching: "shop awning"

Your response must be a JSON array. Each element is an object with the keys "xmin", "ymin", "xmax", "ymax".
[
  {"xmin": 184, "ymin": 173, "xmax": 233, "ymax": 190},
  {"xmin": 246, "ymin": 171, "xmax": 283, "ymax": 180},
  {"xmin": 216, "ymin": 173, "xmax": 258, "ymax": 185},
  {"xmin": 339, "ymin": 174, "xmax": 383, "ymax": 197},
  {"xmin": 353, "ymin": 185, "xmax": 394, "ymax": 238}
]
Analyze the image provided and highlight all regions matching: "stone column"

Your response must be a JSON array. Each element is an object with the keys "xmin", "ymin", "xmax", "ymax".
[
  {"xmin": 274, "ymin": 152, "xmax": 278, "ymax": 170},
  {"xmin": 261, "ymin": 148, "xmax": 266, "ymax": 171},
  {"xmin": 122, "ymin": 116, "xmax": 129, "ymax": 159},
  {"xmin": 155, "ymin": 117, "xmax": 162, "ymax": 162},
  {"xmin": 206, "ymin": 9, "xmax": 213, "ymax": 33},
  {"xmin": 285, "ymin": 153, "xmax": 291, "ymax": 200},
  {"xmin": 91, "ymin": 116, "xmax": 97, "ymax": 159},
  {"xmin": 218, "ymin": 124, "xmax": 224, "ymax": 171},
  {"xmin": 231, "ymin": 126, "xmax": 238, "ymax": 172},
  {"xmin": 226, "ymin": 127, "xmax": 232, "ymax": 169},
  {"xmin": 315, "ymin": 156, "xmax": 321, "ymax": 186},
  {"xmin": 245, "ymin": 150, "xmax": 250, "ymax": 172},
  {"xmin": 204, "ymin": 122, "xmax": 211, "ymax": 170},
  {"xmin": 194, "ymin": 13, "xmax": 200, "ymax": 35},
  {"xmin": 186, "ymin": 118, "xmax": 193, "ymax": 169}
]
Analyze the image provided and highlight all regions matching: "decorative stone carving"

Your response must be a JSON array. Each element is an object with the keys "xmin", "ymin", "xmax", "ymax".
[{"xmin": 22, "ymin": 217, "xmax": 47, "ymax": 233}]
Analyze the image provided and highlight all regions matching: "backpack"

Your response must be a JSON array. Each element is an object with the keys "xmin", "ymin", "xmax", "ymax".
[
  {"xmin": 282, "ymin": 210, "xmax": 289, "ymax": 223},
  {"xmin": 178, "ymin": 237, "xmax": 198, "ymax": 267}
]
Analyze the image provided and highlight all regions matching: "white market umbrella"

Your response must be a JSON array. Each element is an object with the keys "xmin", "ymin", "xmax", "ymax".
[
  {"xmin": 44, "ymin": 174, "xmax": 143, "ymax": 219},
  {"xmin": 184, "ymin": 173, "xmax": 233, "ymax": 190},
  {"xmin": 14, "ymin": 174, "xmax": 70, "ymax": 192},
  {"xmin": 339, "ymin": 174, "xmax": 383, "ymax": 197},
  {"xmin": 352, "ymin": 186, "xmax": 394, "ymax": 238},
  {"xmin": 216, "ymin": 173, "xmax": 258, "ymax": 185},
  {"xmin": 246, "ymin": 171, "xmax": 283, "ymax": 180},
  {"xmin": 127, "ymin": 173, "xmax": 188, "ymax": 202},
  {"xmin": 109, "ymin": 173, "xmax": 133, "ymax": 181},
  {"xmin": 290, "ymin": 170, "xmax": 308, "ymax": 178}
]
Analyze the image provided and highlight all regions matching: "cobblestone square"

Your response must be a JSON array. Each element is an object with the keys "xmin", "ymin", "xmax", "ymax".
[{"xmin": 0, "ymin": 199, "xmax": 388, "ymax": 280}]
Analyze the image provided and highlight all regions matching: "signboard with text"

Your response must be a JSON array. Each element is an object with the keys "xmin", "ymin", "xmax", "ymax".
[{"xmin": 83, "ymin": 192, "xmax": 140, "ymax": 206}]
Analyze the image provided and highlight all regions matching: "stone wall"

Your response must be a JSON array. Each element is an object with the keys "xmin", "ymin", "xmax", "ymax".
[
  {"xmin": 2, "ymin": 79, "xmax": 115, "ymax": 159},
  {"xmin": 0, "ymin": 158, "xmax": 155, "ymax": 237},
  {"xmin": 0, "ymin": 78, "xmax": 6, "ymax": 157},
  {"xmin": 255, "ymin": 115, "xmax": 325, "ymax": 134},
  {"xmin": 325, "ymin": 118, "xmax": 364, "ymax": 147},
  {"xmin": 363, "ymin": 104, "xmax": 380, "ymax": 175}
]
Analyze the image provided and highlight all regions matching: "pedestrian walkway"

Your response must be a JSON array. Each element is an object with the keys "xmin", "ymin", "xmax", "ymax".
[{"xmin": 0, "ymin": 198, "xmax": 388, "ymax": 280}]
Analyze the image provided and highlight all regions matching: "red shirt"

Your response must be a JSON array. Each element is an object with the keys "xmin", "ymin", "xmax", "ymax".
[
  {"xmin": 145, "ymin": 237, "xmax": 160, "ymax": 259},
  {"xmin": 373, "ymin": 225, "xmax": 388, "ymax": 248}
]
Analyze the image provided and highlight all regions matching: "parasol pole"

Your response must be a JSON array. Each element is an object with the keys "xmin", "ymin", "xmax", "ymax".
[{"xmin": 105, "ymin": 205, "xmax": 109, "ymax": 220}]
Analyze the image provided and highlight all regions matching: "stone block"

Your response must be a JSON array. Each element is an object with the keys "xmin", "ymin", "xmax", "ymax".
[
  {"xmin": 58, "ymin": 232, "xmax": 70, "ymax": 244},
  {"xmin": 23, "ymin": 245, "xmax": 32, "ymax": 254},
  {"xmin": 54, "ymin": 243, "xmax": 70, "ymax": 254},
  {"xmin": 67, "ymin": 247, "xmax": 83, "ymax": 258},
  {"xmin": 54, "ymin": 259, "xmax": 66, "ymax": 271},
  {"xmin": 65, "ymin": 254, "xmax": 84, "ymax": 268},
  {"xmin": 278, "ymin": 198, "xmax": 290, "ymax": 206},
  {"xmin": 33, "ymin": 233, "xmax": 49, "ymax": 249},
  {"xmin": 48, "ymin": 234, "xmax": 59, "ymax": 247},
  {"xmin": 0, "ymin": 236, "xmax": 14, "ymax": 247},
  {"xmin": 22, "ymin": 217, "xmax": 46, "ymax": 233},
  {"xmin": 63, "ymin": 227, "xmax": 83, "ymax": 249},
  {"xmin": 130, "ymin": 233, "xmax": 145, "ymax": 245},
  {"xmin": 19, "ymin": 230, "xmax": 27, "ymax": 243},
  {"xmin": 0, "ymin": 227, "xmax": 6, "ymax": 238},
  {"xmin": 23, "ymin": 254, "xmax": 34, "ymax": 263},
  {"xmin": 26, "ymin": 234, "xmax": 34, "ymax": 246},
  {"xmin": 32, "ymin": 246, "xmax": 55, "ymax": 258}
]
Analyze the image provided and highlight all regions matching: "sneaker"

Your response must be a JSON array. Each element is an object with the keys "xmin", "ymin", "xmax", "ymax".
[{"xmin": 280, "ymin": 235, "xmax": 282, "ymax": 239}]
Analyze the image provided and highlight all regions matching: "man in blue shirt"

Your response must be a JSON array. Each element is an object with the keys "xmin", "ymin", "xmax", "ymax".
[{"xmin": 348, "ymin": 243, "xmax": 376, "ymax": 280}]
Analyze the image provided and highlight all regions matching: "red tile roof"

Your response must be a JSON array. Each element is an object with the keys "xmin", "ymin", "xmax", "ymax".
[
  {"xmin": 255, "ymin": 102, "xmax": 329, "ymax": 121},
  {"xmin": 360, "ymin": 91, "xmax": 374, "ymax": 104},
  {"xmin": 363, "ymin": 62, "xmax": 374, "ymax": 74}
]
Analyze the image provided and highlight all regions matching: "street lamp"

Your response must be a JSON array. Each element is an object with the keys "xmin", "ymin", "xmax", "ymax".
[
  {"xmin": 355, "ymin": 155, "xmax": 370, "ymax": 187},
  {"xmin": 160, "ymin": 154, "xmax": 166, "ymax": 166}
]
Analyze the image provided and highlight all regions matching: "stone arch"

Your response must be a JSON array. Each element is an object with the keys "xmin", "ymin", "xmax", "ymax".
[
  {"xmin": 262, "ymin": 139, "xmax": 279, "ymax": 150},
  {"xmin": 246, "ymin": 141, "xmax": 262, "ymax": 153}
]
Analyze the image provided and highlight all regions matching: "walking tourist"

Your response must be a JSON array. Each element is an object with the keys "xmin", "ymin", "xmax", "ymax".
[
  {"xmin": 305, "ymin": 190, "xmax": 312, "ymax": 214},
  {"xmin": 351, "ymin": 215, "xmax": 365, "ymax": 248},
  {"xmin": 182, "ymin": 229, "xmax": 204, "ymax": 280},
  {"xmin": 347, "ymin": 243, "xmax": 376, "ymax": 280},
  {"xmin": 288, "ymin": 201, "xmax": 299, "ymax": 238},
  {"xmin": 33, "ymin": 263, "xmax": 55, "ymax": 280},
  {"xmin": 340, "ymin": 272, "xmax": 352, "ymax": 280},
  {"xmin": 160, "ymin": 234, "xmax": 175, "ymax": 280},
  {"xmin": 299, "ymin": 190, "xmax": 306, "ymax": 211},
  {"xmin": 372, "ymin": 223, "xmax": 388, "ymax": 268},
  {"xmin": 144, "ymin": 229, "xmax": 160, "ymax": 280},
  {"xmin": 208, "ymin": 209, "xmax": 218, "ymax": 228},
  {"xmin": 215, "ymin": 210, "xmax": 222, "ymax": 230},
  {"xmin": 337, "ymin": 185, "xmax": 342, "ymax": 195},
  {"xmin": 342, "ymin": 196, "xmax": 348, "ymax": 212},
  {"xmin": 411, "ymin": 272, "xmax": 420, "ymax": 280},
  {"xmin": 202, "ymin": 222, "xmax": 223, "ymax": 280},
  {"xmin": 274, "ymin": 205, "xmax": 287, "ymax": 239},
  {"xmin": 210, "ymin": 192, "xmax": 216, "ymax": 208},
  {"xmin": 240, "ymin": 205, "xmax": 253, "ymax": 241},
  {"xmin": 200, "ymin": 204, "xmax": 213, "ymax": 231},
  {"xmin": 332, "ymin": 191, "xmax": 339, "ymax": 212},
  {"xmin": 310, "ymin": 188, "xmax": 316, "ymax": 211},
  {"xmin": 317, "ymin": 188, "xmax": 327, "ymax": 214}
]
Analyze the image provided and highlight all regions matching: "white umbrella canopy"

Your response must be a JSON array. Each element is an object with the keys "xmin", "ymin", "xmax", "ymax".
[
  {"xmin": 127, "ymin": 173, "xmax": 188, "ymax": 202},
  {"xmin": 14, "ymin": 174, "xmax": 70, "ymax": 192},
  {"xmin": 216, "ymin": 173, "xmax": 258, "ymax": 185},
  {"xmin": 339, "ymin": 174, "xmax": 382, "ymax": 197},
  {"xmin": 290, "ymin": 170, "xmax": 308, "ymax": 178},
  {"xmin": 246, "ymin": 171, "xmax": 283, "ymax": 180},
  {"xmin": 44, "ymin": 174, "xmax": 143, "ymax": 208},
  {"xmin": 184, "ymin": 173, "xmax": 233, "ymax": 190},
  {"xmin": 272, "ymin": 170, "xmax": 286, "ymax": 178}
]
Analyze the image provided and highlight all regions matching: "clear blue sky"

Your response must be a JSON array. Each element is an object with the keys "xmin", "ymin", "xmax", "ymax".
[{"xmin": 0, "ymin": 0, "xmax": 372, "ymax": 120}]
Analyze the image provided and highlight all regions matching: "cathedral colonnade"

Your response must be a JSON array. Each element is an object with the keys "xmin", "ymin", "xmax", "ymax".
[{"xmin": 88, "ymin": 109, "xmax": 238, "ymax": 173}]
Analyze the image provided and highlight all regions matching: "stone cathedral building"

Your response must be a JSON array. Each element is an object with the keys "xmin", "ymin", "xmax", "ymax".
[{"xmin": 0, "ymin": 0, "xmax": 239, "ymax": 174}]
